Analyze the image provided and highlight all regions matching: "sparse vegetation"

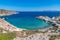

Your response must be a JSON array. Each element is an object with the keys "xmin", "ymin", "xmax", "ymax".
[
  {"xmin": 0, "ymin": 32, "xmax": 15, "ymax": 40},
  {"xmin": 49, "ymin": 35, "xmax": 60, "ymax": 40},
  {"xmin": 52, "ymin": 24, "xmax": 58, "ymax": 31},
  {"xmin": 15, "ymin": 30, "xmax": 41, "ymax": 38}
]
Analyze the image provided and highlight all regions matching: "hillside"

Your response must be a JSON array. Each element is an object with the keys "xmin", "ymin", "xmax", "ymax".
[{"xmin": 0, "ymin": 9, "xmax": 18, "ymax": 16}]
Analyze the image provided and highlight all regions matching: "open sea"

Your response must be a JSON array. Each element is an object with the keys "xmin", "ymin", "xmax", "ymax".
[{"xmin": 1, "ymin": 11, "xmax": 60, "ymax": 30}]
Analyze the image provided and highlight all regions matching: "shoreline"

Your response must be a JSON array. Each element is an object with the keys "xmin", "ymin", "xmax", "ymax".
[
  {"xmin": 0, "ymin": 15, "xmax": 58, "ymax": 32},
  {"xmin": 0, "ymin": 18, "xmax": 52, "ymax": 32},
  {"xmin": 0, "ymin": 18, "xmax": 26, "ymax": 32}
]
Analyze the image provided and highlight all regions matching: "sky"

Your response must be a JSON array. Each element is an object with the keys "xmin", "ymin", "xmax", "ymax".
[{"xmin": 0, "ymin": 0, "xmax": 60, "ymax": 11}]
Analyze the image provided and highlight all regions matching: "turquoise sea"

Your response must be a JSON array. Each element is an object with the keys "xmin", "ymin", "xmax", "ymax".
[{"xmin": 1, "ymin": 11, "xmax": 60, "ymax": 30}]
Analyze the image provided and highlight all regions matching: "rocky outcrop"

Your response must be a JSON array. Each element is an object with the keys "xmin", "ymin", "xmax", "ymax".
[{"xmin": 0, "ymin": 9, "xmax": 18, "ymax": 16}]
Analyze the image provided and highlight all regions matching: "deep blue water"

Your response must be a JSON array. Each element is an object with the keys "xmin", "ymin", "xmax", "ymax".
[{"xmin": 1, "ymin": 11, "xmax": 60, "ymax": 30}]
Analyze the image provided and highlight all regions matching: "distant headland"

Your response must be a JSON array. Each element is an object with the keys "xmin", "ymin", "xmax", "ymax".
[{"xmin": 0, "ymin": 9, "xmax": 18, "ymax": 16}]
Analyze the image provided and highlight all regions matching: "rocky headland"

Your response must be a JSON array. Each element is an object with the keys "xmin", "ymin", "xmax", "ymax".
[{"xmin": 0, "ymin": 9, "xmax": 18, "ymax": 16}]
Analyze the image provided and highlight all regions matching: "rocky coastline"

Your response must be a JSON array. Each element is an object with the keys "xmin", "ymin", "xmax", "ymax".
[
  {"xmin": 0, "ymin": 9, "xmax": 18, "ymax": 16},
  {"xmin": 0, "ymin": 10, "xmax": 60, "ymax": 40}
]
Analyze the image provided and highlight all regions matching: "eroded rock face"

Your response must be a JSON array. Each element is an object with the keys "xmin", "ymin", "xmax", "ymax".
[{"xmin": 0, "ymin": 9, "xmax": 18, "ymax": 16}]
